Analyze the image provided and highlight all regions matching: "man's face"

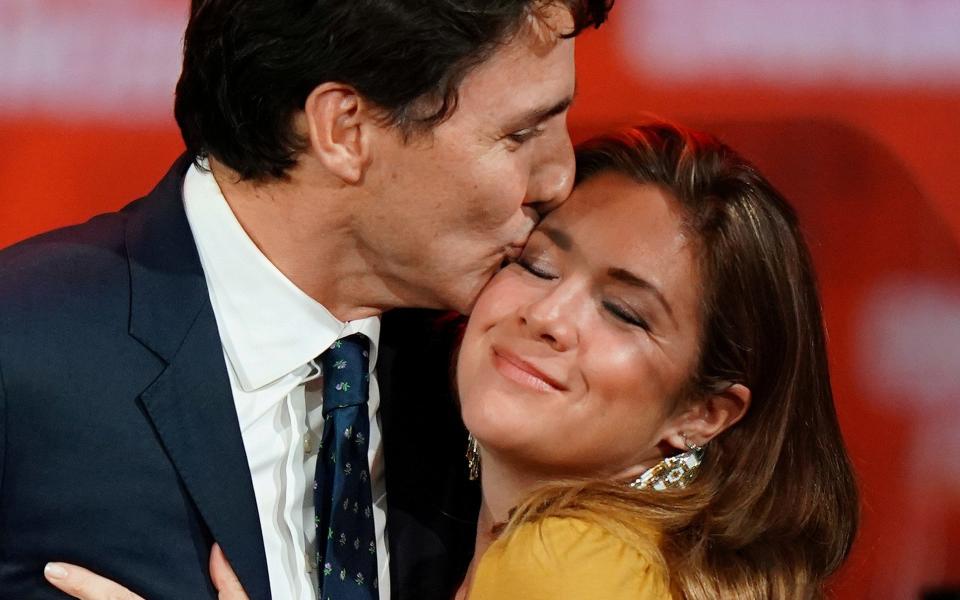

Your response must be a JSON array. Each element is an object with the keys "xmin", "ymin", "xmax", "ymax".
[{"xmin": 361, "ymin": 7, "xmax": 577, "ymax": 314}]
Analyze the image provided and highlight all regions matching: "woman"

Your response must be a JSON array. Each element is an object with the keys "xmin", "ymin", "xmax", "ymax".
[
  {"xmin": 47, "ymin": 122, "xmax": 859, "ymax": 599},
  {"xmin": 455, "ymin": 121, "xmax": 858, "ymax": 598}
]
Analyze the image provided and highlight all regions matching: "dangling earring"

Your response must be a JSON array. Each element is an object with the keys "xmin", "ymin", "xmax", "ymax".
[
  {"xmin": 466, "ymin": 433, "xmax": 481, "ymax": 481},
  {"xmin": 629, "ymin": 434, "xmax": 704, "ymax": 491}
]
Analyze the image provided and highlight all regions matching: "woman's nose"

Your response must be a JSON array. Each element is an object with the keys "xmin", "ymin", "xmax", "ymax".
[{"xmin": 519, "ymin": 283, "xmax": 580, "ymax": 352}]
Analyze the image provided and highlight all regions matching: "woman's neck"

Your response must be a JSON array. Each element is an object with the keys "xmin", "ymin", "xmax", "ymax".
[{"xmin": 455, "ymin": 452, "xmax": 548, "ymax": 599}]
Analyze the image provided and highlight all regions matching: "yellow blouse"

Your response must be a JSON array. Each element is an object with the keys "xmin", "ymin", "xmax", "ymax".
[{"xmin": 467, "ymin": 517, "xmax": 674, "ymax": 599}]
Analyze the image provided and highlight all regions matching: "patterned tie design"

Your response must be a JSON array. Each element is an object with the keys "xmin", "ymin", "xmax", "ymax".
[{"xmin": 315, "ymin": 333, "xmax": 378, "ymax": 599}]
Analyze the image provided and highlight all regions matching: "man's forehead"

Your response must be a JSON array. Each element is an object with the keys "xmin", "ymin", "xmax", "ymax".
[
  {"xmin": 460, "ymin": 31, "xmax": 575, "ymax": 104},
  {"xmin": 419, "ymin": 4, "xmax": 576, "ymax": 132}
]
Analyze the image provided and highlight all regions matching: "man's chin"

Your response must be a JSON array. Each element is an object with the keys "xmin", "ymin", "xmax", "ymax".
[
  {"xmin": 448, "ymin": 286, "xmax": 482, "ymax": 316},
  {"xmin": 448, "ymin": 265, "xmax": 501, "ymax": 315}
]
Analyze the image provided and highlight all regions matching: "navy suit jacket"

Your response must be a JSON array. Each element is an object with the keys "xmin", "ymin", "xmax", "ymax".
[{"xmin": 0, "ymin": 156, "xmax": 479, "ymax": 599}]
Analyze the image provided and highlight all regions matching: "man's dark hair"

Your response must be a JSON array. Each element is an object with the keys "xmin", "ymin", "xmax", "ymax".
[{"xmin": 174, "ymin": 0, "xmax": 614, "ymax": 180}]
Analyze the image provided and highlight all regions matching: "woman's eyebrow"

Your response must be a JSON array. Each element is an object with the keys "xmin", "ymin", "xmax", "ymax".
[
  {"xmin": 537, "ymin": 225, "xmax": 573, "ymax": 251},
  {"xmin": 607, "ymin": 267, "xmax": 677, "ymax": 327}
]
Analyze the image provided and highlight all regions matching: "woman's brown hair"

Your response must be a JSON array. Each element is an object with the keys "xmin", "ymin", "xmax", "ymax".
[{"xmin": 505, "ymin": 122, "xmax": 859, "ymax": 599}]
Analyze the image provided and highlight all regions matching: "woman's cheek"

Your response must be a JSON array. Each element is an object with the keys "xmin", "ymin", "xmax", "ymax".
[
  {"xmin": 479, "ymin": 271, "xmax": 532, "ymax": 320},
  {"xmin": 580, "ymin": 329, "xmax": 647, "ymax": 395}
]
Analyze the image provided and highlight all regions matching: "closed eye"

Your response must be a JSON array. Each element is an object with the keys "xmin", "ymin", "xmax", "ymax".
[
  {"xmin": 602, "ymin": 300, "xmax": 650, "ymax": 331},
  {"xmin": 507, "ymin": 126, "xmax": 546, "ymax": 145},
  {"xmin": 514, "ymin": 257, "xmax": 558, "ymax": 280}
]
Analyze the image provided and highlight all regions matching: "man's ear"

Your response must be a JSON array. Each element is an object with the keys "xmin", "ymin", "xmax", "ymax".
[
  {"xmin": 303, "ymin": 82, "xmax": 371, "ymax": 184},
  {"xmin": 663, "ymin": 383, "xmax": 751, "ymax": 450}
]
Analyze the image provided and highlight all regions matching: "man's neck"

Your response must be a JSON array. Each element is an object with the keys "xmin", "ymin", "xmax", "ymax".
[{"xmin": 209, "ymin": 157, "xmax": 402, "ymax": 321}]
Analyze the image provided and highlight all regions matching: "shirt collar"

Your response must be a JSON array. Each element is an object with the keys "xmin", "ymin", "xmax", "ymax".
[{"xmin": 182, "ymin": 160, "xmax": 380, "ymax": 391}]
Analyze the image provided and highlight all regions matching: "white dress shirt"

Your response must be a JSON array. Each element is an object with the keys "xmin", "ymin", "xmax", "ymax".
[{"xmin": 182, "ymin": 161, "xmax": 390, "ymax": 600}]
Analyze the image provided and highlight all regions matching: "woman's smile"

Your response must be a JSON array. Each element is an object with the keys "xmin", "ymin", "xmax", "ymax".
[{"xmin": 491, "ymin": 345, "xmax": 568, "ymax": 393}]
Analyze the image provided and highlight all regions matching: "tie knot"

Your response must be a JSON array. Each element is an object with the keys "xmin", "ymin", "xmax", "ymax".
[{"xmin": 319, "ymin": 333, "xmax": 370, "ymax": 414}]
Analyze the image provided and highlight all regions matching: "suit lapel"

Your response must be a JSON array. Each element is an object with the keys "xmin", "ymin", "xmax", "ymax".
[{"xmin": 125, "ymin": 156, "xmax": 271, "ymax": 600}]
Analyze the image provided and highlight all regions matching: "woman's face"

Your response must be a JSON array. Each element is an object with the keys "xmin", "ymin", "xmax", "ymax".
[{"xmin": 457, "ymin": 172, "xmax": 705, "ymax": 479}]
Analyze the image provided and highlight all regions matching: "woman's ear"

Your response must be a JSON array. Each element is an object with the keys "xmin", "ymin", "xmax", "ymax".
[
  {"xmin": 663, "ymin": 383, "xmax": 751, "ymax": 450},
  {"xmin": 302, "ymin": 82, "xmax": 371, "ymax": 184}
]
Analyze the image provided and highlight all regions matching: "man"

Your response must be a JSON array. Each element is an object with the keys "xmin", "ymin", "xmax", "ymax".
[{"xmin": 0, "ymin": 1, "xmax": 612, "ymax": 599}]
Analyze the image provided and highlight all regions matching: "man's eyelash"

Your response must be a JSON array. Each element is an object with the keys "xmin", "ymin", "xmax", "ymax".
[{"xmin": 508, "ymin": 127, "xmax": 545, "ymax": 144}]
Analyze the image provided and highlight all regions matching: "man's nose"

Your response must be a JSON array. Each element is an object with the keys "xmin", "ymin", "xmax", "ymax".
[{"xmin": 523, "ymin": 128, "xmax": 575, "ymax": 216}]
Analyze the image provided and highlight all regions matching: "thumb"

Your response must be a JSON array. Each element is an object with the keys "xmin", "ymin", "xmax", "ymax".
[{"xmin": 209, "ymin": 544, "xmax": 249, "ymax": 600}]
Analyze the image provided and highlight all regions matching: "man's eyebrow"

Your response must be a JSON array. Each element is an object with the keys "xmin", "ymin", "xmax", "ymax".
[
  {"xmin": 538, "ymin": 96, "xmax": 573, "ymax": 122},
  {"xmin": 516, "ymin": 93, "xmax": 574, "ymax": 127},
  {"xmin": 607, "ymin": 267, "xmax": 677, "ymax": 325}
]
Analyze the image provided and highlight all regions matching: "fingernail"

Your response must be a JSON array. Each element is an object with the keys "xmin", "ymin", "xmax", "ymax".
[{"xmin": 44, "ymin": 563, "xmax": 68, "ymax": 580}]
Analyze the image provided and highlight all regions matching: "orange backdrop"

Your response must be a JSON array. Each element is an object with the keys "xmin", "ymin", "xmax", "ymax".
[{"xmin": 2, "ymin": 2, "xmax": 958, "ymax": 598}]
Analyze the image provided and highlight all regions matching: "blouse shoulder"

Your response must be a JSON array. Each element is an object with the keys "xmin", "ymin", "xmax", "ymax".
[{"xmin": 468, "ymin": 516, "xmax": 673, "ymax": 600}]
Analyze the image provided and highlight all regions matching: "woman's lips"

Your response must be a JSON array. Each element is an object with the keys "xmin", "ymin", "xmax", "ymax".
[{"xmin": 491, "ymin": 346, "xmax": 566, "ymax": 392}]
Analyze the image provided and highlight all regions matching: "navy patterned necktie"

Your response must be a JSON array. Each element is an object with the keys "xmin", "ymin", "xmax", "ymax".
[{"xmin": 315, "ymin": 333, "xmax": 378, "ymax": 599}]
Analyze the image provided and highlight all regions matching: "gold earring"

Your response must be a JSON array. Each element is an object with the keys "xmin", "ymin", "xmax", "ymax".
[
  {"xmin": 466, "ymin": 434, "xmax": 480, "ymax": 481},
  {"xmin": 629, "ymin": 434, "xmax": 704, "ymax": 491}
]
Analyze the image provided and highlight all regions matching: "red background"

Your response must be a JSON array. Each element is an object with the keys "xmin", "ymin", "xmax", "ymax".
[{"xmin": 2, "ymin": 2, "xmax": 958, "ymax": 597}]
